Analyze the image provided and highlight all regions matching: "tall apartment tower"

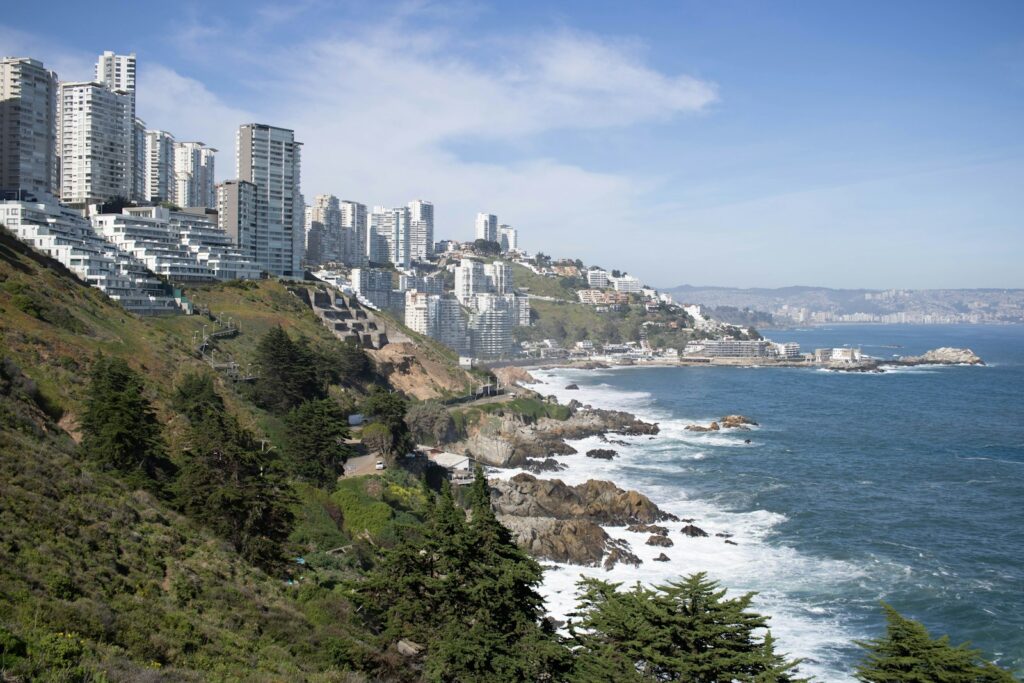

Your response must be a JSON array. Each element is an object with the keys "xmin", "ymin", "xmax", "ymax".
[
  {"xmin": 340, "ymin": 199, "xmax": 367, "ymax": 266},
  {"xmin": 0, "ymin": 57, "xmax": 59, "ymax": 201},
  {"xmin": 58, "ymin": 81, "xmax": 133, "ymax": 204},
  {"xmin": 217, "ymin": 179, "xmax": 259, "ymax": 266},
  {"xmin": 408, "ymin": 199, "xmax": 434, "ymax": 261},
  {"xmin": 94, "ymin": 52, "xmax": 141, "ymax": 201},
  {"xmin": 174, "ymin": 142, "xmax": 216, "ymax": 208},
  {"xmin": 454, "ymin": 258, "xmax": 486, "ymax": 304},
  {"xmin": 306, "ymin": 194, "xmax": 342, "ymax": 263},
  {"xmin": 235, "ymin": 123, "xmax": 303, "ymax": 277},
  {"xmin": 498, "ymin": 224, "xmax": 518, "ymax": 252},
  {"xmin": 475, "ymin": 212, "xmax": 497, "ymax": 242},
  {"xmin": 144, "ymin": 129, "xmax": 175, "ymax": 202},
  {"xmin": 369, "ymin": 205, "xmax": 410, "ymax": 268},
  {"xmin": 485, "ymin": 260, "xmax": 512, "ymax": 295}
]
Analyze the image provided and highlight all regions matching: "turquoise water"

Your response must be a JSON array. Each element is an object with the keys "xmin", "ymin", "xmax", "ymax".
[{"xmin": 530, "ymin": 325, "xmax": 1023, "ymax": 680}]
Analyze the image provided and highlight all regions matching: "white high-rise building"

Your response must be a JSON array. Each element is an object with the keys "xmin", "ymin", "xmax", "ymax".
[
  {"xmin": 470, "ymin": 293, "xmax": 514, "ymax": 359},
  {"xmin": 217, "ymin": 179, "xmax": 260, "ymax": 270},
  {"xmin": 454, "ymin": 258, "xmax": 486, "ymax": 304},
  {"xmin": 173, "ymin": 142, "xmax": 216, "ymax": 208},
  {"xmin": 94, "ymin": 52, "xmax": 141, "ymax": 201},
  {"xmin": 484, "ymin": 260, "xmax": 512, "ymax": 295},
  {"xmin": 497, "ymin": 224, "xmax": 518, "ymax": 252},
  {"xmin": 144, "ymin": 130, "xmax": 175, "ymax": 202},
  {"xmin": 306, "ymin": 194, "xmax": 342, "ymax": 263},
  {"xmin": 475, "ymin": 212, "xmax": 497, "ymax": 242},
  {"xmin": 0, "ymin": 57, "xmax": 59, "ymax": 202},
  {"xmin": 132, "ymin": 118, "xmax": 146, "ymax": 203},
  {"xmin": 58, "ymin": 81, "xmax": 133, "ymax": 205},
  {"xmin": 404, "ymin": 290, "xmax": 468, "ymax": 355},
  {"xmin": 408, "ymin": 199, "xmax": 434, "ymax": 261},
  {"xmin": 369, "ymin": 205, "xmax": 411, "ymax": 268},
  {"xmin": 340, "ymin": 199, "xmax": 367, "ymax": 266},
  {"xmin": 586, "ymin": 268, "xmax": 609, "ymax": 288},
  {"xmin": 610, "ymin": 274, "xmax": 642, "ymax": 293},
  {"xmin": 235, "ymin": 123, "xmax": 303, "ymax": 277}
]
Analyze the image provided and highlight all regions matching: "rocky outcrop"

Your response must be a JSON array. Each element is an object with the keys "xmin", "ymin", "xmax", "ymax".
[
  {"xmin": 452, "ymin": 407, "xmax": 657, "ymax": 467},
  {"xmin": 367, "ymin": 342, "xmax": 475, "ymax": 400},
  {"xmin": 653, "ymin": 552, "xmax": 670, "ymax": 562},
  {"xmin": 897, "ymin": 347, "xmax": 984, "ymax": 366},
  {"xmin": 586, "ymin": 448, "xmax": 617, "ymax": 460},
  {"xmin": 491, "ymin": 473, "xmax": 677, "ymax": 525},
  {"xmin": 627, "ymin": 524, "xmax": 668, "ymax": 535},
  {"xmin": 687, "ymin": 415, "xmax": 757, "ymax": 432},
  {"xmin": 498, "ymin": 517, "xmax": 640, "ymax": 569},
  {"xmin": 492, "ymin": 366, "xmax": 538, "ymax": 387},
  {"xmin": 565, "ymin": 383, "xmax": 579, "ymax": 390},
  {"xmin": 680, "ymin": 524, "xmax": 709, "ymax": 538},
  {"xmin": 522, "ymin": 458, "xmax": 567, "ymax": 474},
  {"xmin": 719, "ymin": 415, "xmax": 758, "ymax": 429},
  {"xmin": 646, "ymin": 534, "xmax": 674, "ymax": 547}
]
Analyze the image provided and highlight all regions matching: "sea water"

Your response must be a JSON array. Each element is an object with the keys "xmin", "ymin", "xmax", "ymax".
[{"xmin": 511, "ymin": 324, "xmax": 1023, "ymax": 681}]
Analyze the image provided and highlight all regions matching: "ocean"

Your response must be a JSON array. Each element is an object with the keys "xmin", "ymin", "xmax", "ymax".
[{"xmin": 512, "ymin": 324, "xmax": 1024, "ymax": 681}]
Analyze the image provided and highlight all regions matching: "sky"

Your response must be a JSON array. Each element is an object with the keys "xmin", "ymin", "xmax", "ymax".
[{"xmin": 3, "ymin": 0, "xmax": 1022, "ymax": 289}]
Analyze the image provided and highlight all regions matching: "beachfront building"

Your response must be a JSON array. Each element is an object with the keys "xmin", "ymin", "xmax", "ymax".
[
  {"xmin": 469, "ymin": 293, "xmax": 514, "ymax": 359},
  {"xmin": 690, "ymin": 339, "xmax": 773, "ymax": 358},
  {"xmin": 1, "ymin": 57, "xmax": 59, "ymax": 202}
]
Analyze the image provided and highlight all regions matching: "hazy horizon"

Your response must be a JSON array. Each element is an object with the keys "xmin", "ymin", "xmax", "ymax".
[{"xmin": 4, "ymin": 0, "xmax": 1022, "ymax": 289}]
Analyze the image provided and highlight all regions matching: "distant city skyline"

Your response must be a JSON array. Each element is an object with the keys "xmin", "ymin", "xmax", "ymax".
[{"xmin": 2, "ymin": 1, "xmax": 1021, "ymax": 288}]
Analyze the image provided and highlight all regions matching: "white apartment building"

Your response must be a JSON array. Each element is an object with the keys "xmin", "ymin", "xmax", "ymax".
[
  {"xmin": 474, "ymin": 212, "xmax": 497, "ymax": 242},
  {"xmin": 1, "ymin": 199, "xmax": 177, "ymax": 314},
  {"xmin": 454, "ymin": 258, "xmax": 486, "ymax": 304},
  {"xmin": 514, "ymin": 294, "xmax": 531, "ymax": 327},
  {"xmin": 144, "ymin": 130, "xmax": 175, "ymax": 202},
  {"xmin": 173, "ymin": 141, "xmax": 216, "ymax": 208},
  {"xmin": 340, "ymin": 200, "xmax": 367, "ymax": 266},
  {"xmin": 610, "ymin": 274, "xmax": 642, "ymax": 293},
  {"xmin": 484, "ymin": 260, "xmax": 512, "ymax": 295},
  {"xmin": 1, "ymin": 57, "xmax": 59, "ymax": 202},
  {"xmin": 167, "ymin": 208, "xmax": 262, "ymax": 280},
  {"xmin": 216, "ymin": 179, "xmax": 259, "ymax": 267},
  {"xmin": 405, "ymin": 290, "xmax": 469, "ymax": 355},
  {"xmin": 408, "ymin": 199, "xmax": 434, "ymax": 261},
  {"xmin": 58, "ymin": 81, "xmax": 133, "ymax": 204},
  {"xmin": 93, "ymin": 208, "xmax": 215, "ymax": 282},
  {"xmin": 586, "ymin": 269, "xmax": 609, "ymax": 288},
  {"xmin": 497, "ymin": 224, "xmax": 518, "ymax": 252},
  {"xmin": 470, "ymin": 293, "xmax": 514, "ymax": 359},
  {"xmin": 306, "ymin": 194, "xmax": 342, "ymax": 264},
  {"xmin": 94, "ymin": 52, "xmax": 141, "ymax": 201},
  {"xmin": 399, "ymin": 273, "xmax": 444, "ymax": 295},
  {"xmin": 235, "ymin": 123, "xmax": 303, "ymax": 277},
  {"xmin": 351, "ymin": 267, "xmax": 396, "ymax": 310}
]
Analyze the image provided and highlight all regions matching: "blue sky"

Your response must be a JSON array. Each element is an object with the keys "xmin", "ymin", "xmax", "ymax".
[{"xmin": 3, "ymin": 0, "xmax": 1022, "ymax": 288}]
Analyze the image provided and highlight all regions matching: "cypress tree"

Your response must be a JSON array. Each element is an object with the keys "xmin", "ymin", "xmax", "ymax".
[
  {"xmin": 855, "ymin": 604, "xmax": 1015, "ymax": 683},
  {"xmin": 80, "ymin": 356, "xmax": 174, "ymax": 491},
  {"xmin": 283, "ymin": 398, "xmax": 352, "ymax": 488}
]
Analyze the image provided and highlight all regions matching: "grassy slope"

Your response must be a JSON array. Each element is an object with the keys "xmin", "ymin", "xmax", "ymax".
[{"xmin": 510, "ymin": 264, "xmax": 578, "ymax": 301}]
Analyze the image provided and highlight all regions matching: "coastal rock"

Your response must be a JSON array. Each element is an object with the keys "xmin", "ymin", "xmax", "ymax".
[
  {"xmin": 522, "ymin": 458, "xmax": 567, "ymax": 474},
  {"xmin": 499, "ymin": 517, "xmax": 632, "ymax": 567},
  {"xmin": 680, "ymin": 524, "xmax": 709, "ymax": 538},
  {"xmin": 602, "ymin": 540, "xmax": 642, "ymax": 570},
  {"xmin": 686, "ymin": 421, "xmax": 720, "ymax": 432},
  {"xmin": 724, "ymin": 540, "xmax": 738, "ymax": 546},
  {"xmin": 565, "ymin": 383, "xmax": 580, "ymax": 390},
  {"xmin": 627, "ymin": 524, "xmax": 668, "ymax": 535},
  {"xmin": 586, "ymin": 448, "xmax": 617, "ymax": 460},
  {"xmin": 489, "ymin": 473, "xmax": 678, "ymax": 525},
  {"xmin": 492, "ymin": 366, "xmax": 538, "ymax": 386},
  {"xmin": 719, "ymin": 415, "xmax": 758, "ymax": 429},
  {"xmin": 653, "ymin": 552, "xmax": 671, "ymax": 562},
  {"xmin": 899, "ymin": 347, "xmax": 984, "ymax": 366},
  {"xmin": 646, "ymin": 534, "xmax": 674, "ymax": 548}
]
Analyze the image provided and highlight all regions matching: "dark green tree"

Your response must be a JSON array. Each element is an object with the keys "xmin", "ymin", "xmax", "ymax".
[
  {"xmin": 855, "ymin": 604, "xmax": 1015, "ymax": 683},
  {"xmin": 80, "ymin": 356, "xmax": 175, "ymax": 491},
  {"xmin": 568, "ymin": 572, "xmax": 805, "ymax": 682},
  {"xmin": 173, "ymin": 375, "xmax": 295, "ymax": 569},
  {"xmin": 284, "ymin": 399, "xmax": 353, "ymax": 488},
  {"xmin": 252, "ymin": 326, "xmax": 322, "ymax": 414},
  {"xmin": 362, "ymin": 387, "xmax": 413, "ymax": 454}
]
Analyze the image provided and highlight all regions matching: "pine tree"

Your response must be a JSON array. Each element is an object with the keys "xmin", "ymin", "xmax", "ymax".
[
  {"xmin": 284, "ymin": 399, "xmax": 352, "ymax": 488},
  {"xmin": 80, "ymin": 356, "xmax": 175, "ymax": 491},
  {"xmin": 253, "ymin": 326, "xmax": 324, "ymax": 414},
  {"xmin": 173, "ymin": 375, "xmax": 295, "ymax": 569},
  {"xmin": 569, "ymin": 572, "xmax": 805, "ymax": 682},
  {"xmin": 855, "ymin": 604, "xmax": 1015, "ymax": 683}
]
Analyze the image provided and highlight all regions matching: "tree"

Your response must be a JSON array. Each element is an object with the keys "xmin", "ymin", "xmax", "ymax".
[
  {"xmin": 361, "ymin": 422, "xmax": 393, "ymax": 457},
  {"xmin": 855, "ymin": 604, "xmax": 1015, "ymax": 683},
  {"xmin": 568, "ymin": 572, "xmax": 805, "ymax": 682},
  {"xmin": 472, "ymin": 238, "xmax": 502, "ymax": 256},
  {"xmin": 173, "ymin": 375, "xmax": 295, "ymax": 569},
  {"xmin": 252, "ymin": 326, "xmax": 322, "ymax": 414},
  {"xmin": 284, "ymin": 399, "xmax": 353, "ymax": 488},
  {"xmin": 80, "ymin": 356, "xmax": 175, "ymax": 492},
  {"xmin": 362, "ymin": 388, "xmax": 413, "ymax": 454}
]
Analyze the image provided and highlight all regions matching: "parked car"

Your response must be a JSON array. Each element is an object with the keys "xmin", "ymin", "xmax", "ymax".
[{"xmin": 375, "ymin": 460, "xmax": 386, "ymax": 470}]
